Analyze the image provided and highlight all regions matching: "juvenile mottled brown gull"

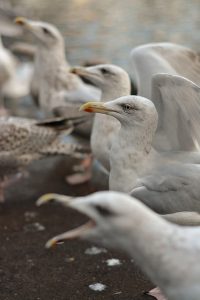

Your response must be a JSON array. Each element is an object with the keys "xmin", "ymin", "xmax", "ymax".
[
  {"xmin": 0, "ymin": 115, "xmax": 88, "ymax": 201},
  {"xmin": 37, "ymin": 191, "xmax": 200, "ymax": 300},
  {"xmin": 81, "ymin": 95, "xmax": 200, "ymax": 214}
]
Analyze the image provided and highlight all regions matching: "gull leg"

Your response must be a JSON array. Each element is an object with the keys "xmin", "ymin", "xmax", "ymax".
[
  {"xmin": 0, "ymin": 184, "xmax": 5, "ymax": 202},
  {"xmin": 0, "ymin": 176, "xmax": 13, "ymax": 202},
  {"xmin": 0, "ymin": 106, "xmax": 9, "ymax": 117},
  {"xmin": 0, "ymin": 173, "xmax": 26, "ymax": 202},
  {"xmin": 66, "ymin": 155, "xmax": 93, "ymax": 185},
  {"xmin": 146, "ymin": 287, "xmax": 167, "ymax": 300}
]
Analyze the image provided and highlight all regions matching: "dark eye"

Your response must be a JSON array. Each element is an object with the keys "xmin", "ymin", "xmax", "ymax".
[
  {"xmin": 42, "ymin": 27, "xmax": 50, "ymax": 34},
  {"xmin": 101, "ymin": 68, "xmax": 109, "ymax": 74},
  {"xmin": 94, "ymin": 204, "xmax": 113, "ymax": 217},
  {"xmin": 122, "ymin": 104, "xmax": 132, "ymax": 113}
]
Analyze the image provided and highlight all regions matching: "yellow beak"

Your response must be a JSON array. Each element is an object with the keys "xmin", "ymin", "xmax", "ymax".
[
  {"xmin": 15, "ymin": 17, "xmax": 28, "ymax": 26},
  {"xmin": 70, "ymin": 67, "xmax": 86, "ymax": 75},
  {"xmin": 36, "ymin": 193, "xmax": 72, "ymax": 206},
  {"xmin": 80, "ymin": 102, "xmax": 115, "ymax": 114}
]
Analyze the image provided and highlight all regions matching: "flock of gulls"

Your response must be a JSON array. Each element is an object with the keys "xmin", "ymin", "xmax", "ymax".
[{"xmin": 2, "ymin": 13, "xmax": 200, "ymax": 300}]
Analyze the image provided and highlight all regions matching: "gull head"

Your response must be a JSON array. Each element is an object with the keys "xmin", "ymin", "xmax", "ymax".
[
  {"xmin": 71, "ymin": 64, "xmax": 131, "ymax": 98},
  {"xmin": 80, "ymin": 95, "xmax": 158, "ymax": 128},
  {"xmin": 15, "ymin": 17, "xmax": 64, "ymax": 48},
  {"xmin": 37, "ymin": 191, "xmax": 136, "ymax": 249}
]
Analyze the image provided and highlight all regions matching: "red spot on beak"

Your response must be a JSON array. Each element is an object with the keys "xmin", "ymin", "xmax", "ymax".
[{"xmin": 84, "ymin": 108, "xmax": 94, "ymax": 112}]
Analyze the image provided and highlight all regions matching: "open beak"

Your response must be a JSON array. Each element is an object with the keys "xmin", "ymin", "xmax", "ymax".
[
  {"xmin": 45, "ymin": 220, "xmax": 95, "ymax": 248},
  {"xmin": 36, "ymin": 193, "xmax": 96, "ymax": 248},
  {"xmin": 80, "ymin": 102, "xmax": 117, "ymax": 114}
]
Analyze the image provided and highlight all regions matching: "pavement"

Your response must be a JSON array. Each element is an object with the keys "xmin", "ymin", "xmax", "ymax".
[{"xmin": 0, "ymin": 155, "xmax": 154, "ymax": 300}]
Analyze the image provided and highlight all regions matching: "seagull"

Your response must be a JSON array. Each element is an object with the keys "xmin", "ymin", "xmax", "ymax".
[
  {"xmin": 37, "ymin": 191, "xmax": 200, "ymax": 300},
  {"xmin": 130, "ymin": 42, "xmax": 200, "ymax": 98},
  {"xmin": 15, "ymin": 17, "xmax": 101, "ymax": 115},
  {"xmin": 80, "ymin": 95, "xmax": 200, "ymax": 213},
  {"xmin": 81, "ymin": 73, "xmax": 200, "ymax": 165},
  {"xmin": 73, "ymin": 64, "xmax": 131, "ymax": 170},
  {"xmin": 0, "ymin": 115, "xmax": 88, "ymax": 202}
]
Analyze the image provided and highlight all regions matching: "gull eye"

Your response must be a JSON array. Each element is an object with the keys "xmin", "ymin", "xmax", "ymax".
[
  {"xmin": 122, "ymin": 104, "xmax": 132, "ymax": 113},
  {"xmin": 101, "ymin": 68, "xmax": 109, "ymax": 74},
  {"xmin": 94, "ymin": 204, "xmax": 113, "ymax": 217},
  {"xmin": 42, "ymin": 27, "xmax": 50, "ymax": 35}
]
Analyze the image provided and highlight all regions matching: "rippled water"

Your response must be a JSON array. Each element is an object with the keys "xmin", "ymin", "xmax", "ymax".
[{"xmin": 12, "ymin": 0, "xmax": 200, "ymax": 70}]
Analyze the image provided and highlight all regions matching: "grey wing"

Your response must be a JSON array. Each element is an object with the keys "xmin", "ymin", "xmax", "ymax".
[
  {"xmin": 152, "ymin": 73, "xmax": 200, "ymax": 152},
  {"xmin": 130, "ymin": 42, "xmax": 200, "ymax": 98},
  {"xmin": 130, "ymin": 43, "xmax": 177, "ymax": 98},
  {"xmin": 130, "ymin": 167, "xmax": 200, "ymax": 214},
  {"xmin": 162, "ymin": 211, "xmax": 200, "ymax": 226}
]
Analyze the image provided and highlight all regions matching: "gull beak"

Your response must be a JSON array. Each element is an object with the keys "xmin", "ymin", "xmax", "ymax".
[
  {"xmin": 15, "ymin": 17, "xmax": 29, "ymax": 27},
  {"xmin": 36, "ymin": 193, "xmax": 96, "ymax": 248},
  {"xmin": 70, "ymin": 67, "xmax": 85, "ymax": 75},
  {"xmin": 15, "ymin": 17, "xmax": 35, "ymax": 32},
  {"xmin": 36, "ymin": 193, "xmax": 73, "ymax": 207},
  {"xmin": 45, "ymin": 220, "xmax": 95, "ymax": 248},
  {"xmin": 80, "ymin": 102, "xmax": 117, "ymax": 114},
  {"xmin": 70, "ymin": 67, "xmax": 103, "ymax": 86}
]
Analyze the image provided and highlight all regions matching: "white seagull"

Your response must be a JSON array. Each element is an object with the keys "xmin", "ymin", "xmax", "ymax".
[
  {"xmin": 37, "ymin": 191, "xmax": 200, "ymax": 300},
  {"xmin": 80, "ymin": 95, "xmax": 200, "ymax": 213}
]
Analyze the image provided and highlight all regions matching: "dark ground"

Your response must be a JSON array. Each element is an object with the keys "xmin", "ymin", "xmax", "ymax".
[{"xmin": 0, "ymin": 155, "xmax": 154, "ymax": 300}]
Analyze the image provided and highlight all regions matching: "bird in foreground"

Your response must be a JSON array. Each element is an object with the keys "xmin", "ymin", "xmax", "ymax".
[
  {"xmin": 73, "ymin": 64, "xmax": 131, "ymax": 170},
  {"xmin": 15, "ymin": 17, "xmax": 101, "ymax": 116},
  {"xmin": 37, "ymin": 191, "xmax": 200, "ymax": 300},
  {"xmin": 0, "ymin": 115, "xmax": 88, "ymax": 202},
  {"xmin": 80, "ymin": 95, "xmax": 200, "ymax": 214},
  {"xmin": 130, "ymin": 42, "xmax": 200, "ymax": 99}
]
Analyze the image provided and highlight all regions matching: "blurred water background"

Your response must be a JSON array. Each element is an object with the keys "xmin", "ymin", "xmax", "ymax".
[{"xmin": 9, "ymin": 0, "xmax": 200, "ymax": 71}]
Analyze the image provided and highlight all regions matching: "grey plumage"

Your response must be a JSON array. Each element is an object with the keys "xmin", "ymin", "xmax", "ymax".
[
  {"xmin": 130, "ymin": 42, "xmax": 200, "ymax": 98},
  {"xmin": 152, "ymin": 74, "xmax": 200, "ymax": 152},
  {"xmin": 77, "ymin": 64, "xmax": 131, "ymax": 169},
  {"xmin": 81, "ymin": 95, "xmax": 200, "ymax": 213}
]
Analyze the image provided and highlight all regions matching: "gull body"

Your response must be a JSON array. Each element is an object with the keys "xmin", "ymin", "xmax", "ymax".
[
  {"xmin": 81, "ymin": 96, "xmax": 200, "ymax": 213},
  {"xmin": 74, "ymin": 64, "xmax": 131, "ymax": 169}
]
